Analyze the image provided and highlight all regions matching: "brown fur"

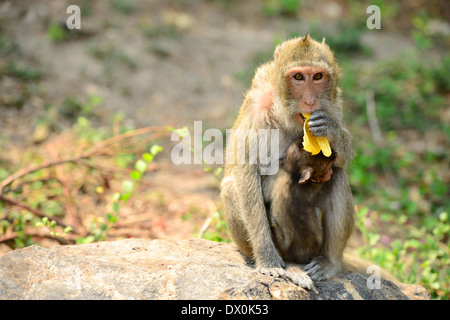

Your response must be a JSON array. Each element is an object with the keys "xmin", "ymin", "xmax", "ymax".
[
  {"xmin": 221, "ymin": 35, "xmax": 355, "ymax": 287},
  {"xmin": 265, "ymin": 139, "xmax": 336, "ymax": 264}
]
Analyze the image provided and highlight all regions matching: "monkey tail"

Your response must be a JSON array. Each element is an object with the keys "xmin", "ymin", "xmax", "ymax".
[{"xmin": 342, "ymin": 251, "xmax": 398, "ymax": 282}]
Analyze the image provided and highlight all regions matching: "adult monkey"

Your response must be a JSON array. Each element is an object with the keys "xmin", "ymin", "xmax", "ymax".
[{"xmin": 220, "ymin": 35, "xmax": 355, "ymax": 288}]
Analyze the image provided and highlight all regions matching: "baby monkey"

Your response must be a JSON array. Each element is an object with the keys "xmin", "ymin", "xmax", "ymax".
[{"xmin": 264, "ymin": 139, "xmax": 337, "ymax": 265}]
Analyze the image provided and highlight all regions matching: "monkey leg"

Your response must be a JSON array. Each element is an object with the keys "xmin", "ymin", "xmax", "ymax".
[
  {"xmin": 220, "ymin": 176, "xmax": 252, "ymax": 258},
  {"xmin": 221, "ymin": 167, "xmax": 286, "ymax": 272},
  {"xmin": 305, "ymin": 167, "xmax": 355, "ymax": 280}
]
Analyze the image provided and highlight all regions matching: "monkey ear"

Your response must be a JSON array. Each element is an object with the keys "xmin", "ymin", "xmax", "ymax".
[
  {"xmin": 274, "ymin": 44, "xmax": 283, "ymax": 58},
  {"xmin": 302, "ymin": 33, "xmax": 310, "ymax": 43},
  {"xmin": 298, "ymin": 167, "xmax": 313, "ymax": 184}
]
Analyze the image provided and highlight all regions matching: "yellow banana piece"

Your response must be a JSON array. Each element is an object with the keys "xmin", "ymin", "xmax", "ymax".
[{"xmin": 301, "ymin": 113, "xmax": 332, "ymax": 157}]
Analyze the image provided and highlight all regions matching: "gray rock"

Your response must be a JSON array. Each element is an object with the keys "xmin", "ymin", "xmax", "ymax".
[{"xmin": 0, "ymin": 238, "xmax": 430, "ymax": 300}]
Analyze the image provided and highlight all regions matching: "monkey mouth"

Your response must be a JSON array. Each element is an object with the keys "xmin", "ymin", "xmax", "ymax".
[{"xmin": 295, "ymin": 113, "xmax": 305, "ymax": 125}]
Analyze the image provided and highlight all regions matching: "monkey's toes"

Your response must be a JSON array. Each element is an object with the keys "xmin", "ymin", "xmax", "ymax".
[
  {"xmin": 285, "ymin": 271, "xmax": 313, "ymax": 289},
  {"xmin": 256, "ymin": 267, "xmax": 287, "ymax": 280},
  {"xmin": 305, "ymin": 257, "xmax": 336, "ymax": 281}
]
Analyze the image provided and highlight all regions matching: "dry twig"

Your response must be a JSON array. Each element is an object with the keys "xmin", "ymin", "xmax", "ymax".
[
  {"xmin": 366, "ymin": 91, "xmax": 384, "ymax": 146},
  {"xmin": 0, "ymin": 126, "xmax": 169, "ymax": 234}
]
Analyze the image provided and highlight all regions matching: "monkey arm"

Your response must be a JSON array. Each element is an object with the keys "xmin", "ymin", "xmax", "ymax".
[{"xmin": 231, "ymin": 163, "xmax": 286, "ymax": 269}]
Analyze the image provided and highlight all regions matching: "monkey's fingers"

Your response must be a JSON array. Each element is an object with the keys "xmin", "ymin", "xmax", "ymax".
[{"xmin": 302, "ymin": 113, "xmax": 332, "ymax": 157}]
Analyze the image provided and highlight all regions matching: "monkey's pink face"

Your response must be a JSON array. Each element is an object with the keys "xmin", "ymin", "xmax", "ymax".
[{"xmin": 286, "ymin": 66, "xmax": 328, "ymax": 114}]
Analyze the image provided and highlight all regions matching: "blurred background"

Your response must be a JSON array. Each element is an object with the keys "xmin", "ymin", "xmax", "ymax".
[{"xmin": 0, "ymin": 0, "xmax": 448, "ymax": 298}]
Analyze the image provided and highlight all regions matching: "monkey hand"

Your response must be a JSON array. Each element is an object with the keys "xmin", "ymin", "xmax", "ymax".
[
  {"xmin": 302, "ymin": 112, "xmax": 332, "ymax": 157},
  {"xmin": 305, "ymin": 256, "xmax": 339, "ymax": 281},
  {"xmin": 307, "ymin": 111, "xmax": 337, "ymax": 138}
]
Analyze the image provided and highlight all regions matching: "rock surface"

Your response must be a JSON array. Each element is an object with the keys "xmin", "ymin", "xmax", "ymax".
[{"xmin": 0, "ymin": 238, "xmax": 430, "ymax": 300}]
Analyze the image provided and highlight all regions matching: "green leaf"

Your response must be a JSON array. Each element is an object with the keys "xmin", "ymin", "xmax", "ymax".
[
  {"xmin": 130, "ymin": 170, "xmax": 142, "ymax": 181},
  {"xmin": 63, "ymin": 226, "xmax": 73, "ymax": 234},
  {"xmin": 76, "ymin": 235, "xmax": 95, "ymax": 244},
  {"xmin": 88, "ymin": 95, "xmax": 103, "ymax": 106},
  {"xmin": 108, "ymin": 215, "xmax": 118, "ymax": 223},
  {"xmin": 135, "ymin": 159, "xmax": 147, "ymax": 173},
  {"xmin": 122, "ymin": 180, "xmax": 134, "ymax": 194},
  {"xmin": 142, "ymin": 152, "xmax": 154, "ymax": 163},
  {"xmin": 121, "ymin": 193, "xmax": 131, "ymax": 202},
  {"xmin": 404, "ymin": 239, "xmax": 421, "ymax": 249},
  {"xmin": 111, "ymin": 192, "xmax": 121, "ymax": 202},
  {"xmin": 150, "ymin": 145, "xmax": 163, "ymax": 156},
  {"xmin": 213, "ymin": 167, "xmax": 223, "ymax": 176},
  {"xmin": 173, "ymin": 127, "xmax": 189, "ymax": 138}
]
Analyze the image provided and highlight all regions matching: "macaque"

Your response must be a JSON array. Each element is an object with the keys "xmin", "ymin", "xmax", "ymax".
[
  {"xmin": 264, "ymin": 139, "xmax": 336, "ymax": 265},
  {"xmin": 220, "ymin": 35, "xmax": 355, "ymax": 288}
]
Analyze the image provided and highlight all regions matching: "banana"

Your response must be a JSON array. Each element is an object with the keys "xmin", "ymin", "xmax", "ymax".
[{"xmin": 301, "ymin": 113, "xmax": 332, "ymax": 157}]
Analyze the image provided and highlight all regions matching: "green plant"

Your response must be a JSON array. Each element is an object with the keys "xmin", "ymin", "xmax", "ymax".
[
  {"xmin": 355, "ymin": 206, "xmax": 449, "ymax": 299},
  {"xmin": 76, "ymin": 144, "xmax": 163, "ymax": 243},
  {"xmin": 35, "ymin": 217, "xmax": 73, "ymax": 238},
  {"xmin": 168, "ymin": 125, "xmax": 227, "ymax": 241},
  {"xmin": 3, "ymin": 62, "xmax": 41, "ymax": 81},
  {"xmin": 411, "ymin": 11, "xmax": 433, "ymax": 49},
  {"xmin": 0, "ymin": 113, "xmax": 166, "ymax": 248},
  {"xmin": 343, "ymin": 53, "xmax": 449, "ymax": 133},
  {"xmin": 59, "ymin": 95, "xmax": 103, "ymax": 120},
  {"xmin": 47, "ymin": 23, "xmax": 69, "ymax": 42},
  {"xmin": 199, "ymin": 210, "xmax": 230, "ymax": 243},
  {"xmin": 110, "ymin": 0, "xmax": 136, "ymax": 14},
  {"xmin": 262, "ymin": 0, "xmax": 301, "ymax": 17}
]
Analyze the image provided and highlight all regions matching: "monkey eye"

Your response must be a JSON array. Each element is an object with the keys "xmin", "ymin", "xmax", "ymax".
[
  {"xmin": 313, "ymin": 73, "xmax": 323, "ymax": 80},
  {"xmin": 293, "ymin": 73, "xmax": 304, "ymax": 81}
]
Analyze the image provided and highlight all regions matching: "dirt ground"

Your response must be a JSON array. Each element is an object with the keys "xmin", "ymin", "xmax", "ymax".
[{"xmin": 0, "ymin": 0, "xmax": 446, "ymax": 253}]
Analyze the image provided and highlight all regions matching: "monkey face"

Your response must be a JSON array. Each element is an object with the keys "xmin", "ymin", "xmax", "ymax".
[
  {"xmin": 286, "ymin": 66, "xmax": 329, "ymax": 114},
  {"xmin": 274, "ymin": 35, "xmax": 341, "ymax": 121}
]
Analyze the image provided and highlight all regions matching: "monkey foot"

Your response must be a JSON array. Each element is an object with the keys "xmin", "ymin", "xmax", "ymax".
[
  {"xmin": 284, "ymin": 270, "xmax": 313, "ymax": 289},
  {"xmin": 255, "ymin": 267, "xmax": 313, "ymax": 290},
  {"xmin": 256, "ymin": 267, "xmax": 286, "ymax": 279},
  {"xmin": 304, "ymin": 256, "xmax": 337, "ymax": 281}
]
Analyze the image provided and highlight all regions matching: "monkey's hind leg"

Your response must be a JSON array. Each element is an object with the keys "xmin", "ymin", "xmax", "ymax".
[{"xmin": 220, "ymin": 176, "xmax": 252, "ymax": 258}]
